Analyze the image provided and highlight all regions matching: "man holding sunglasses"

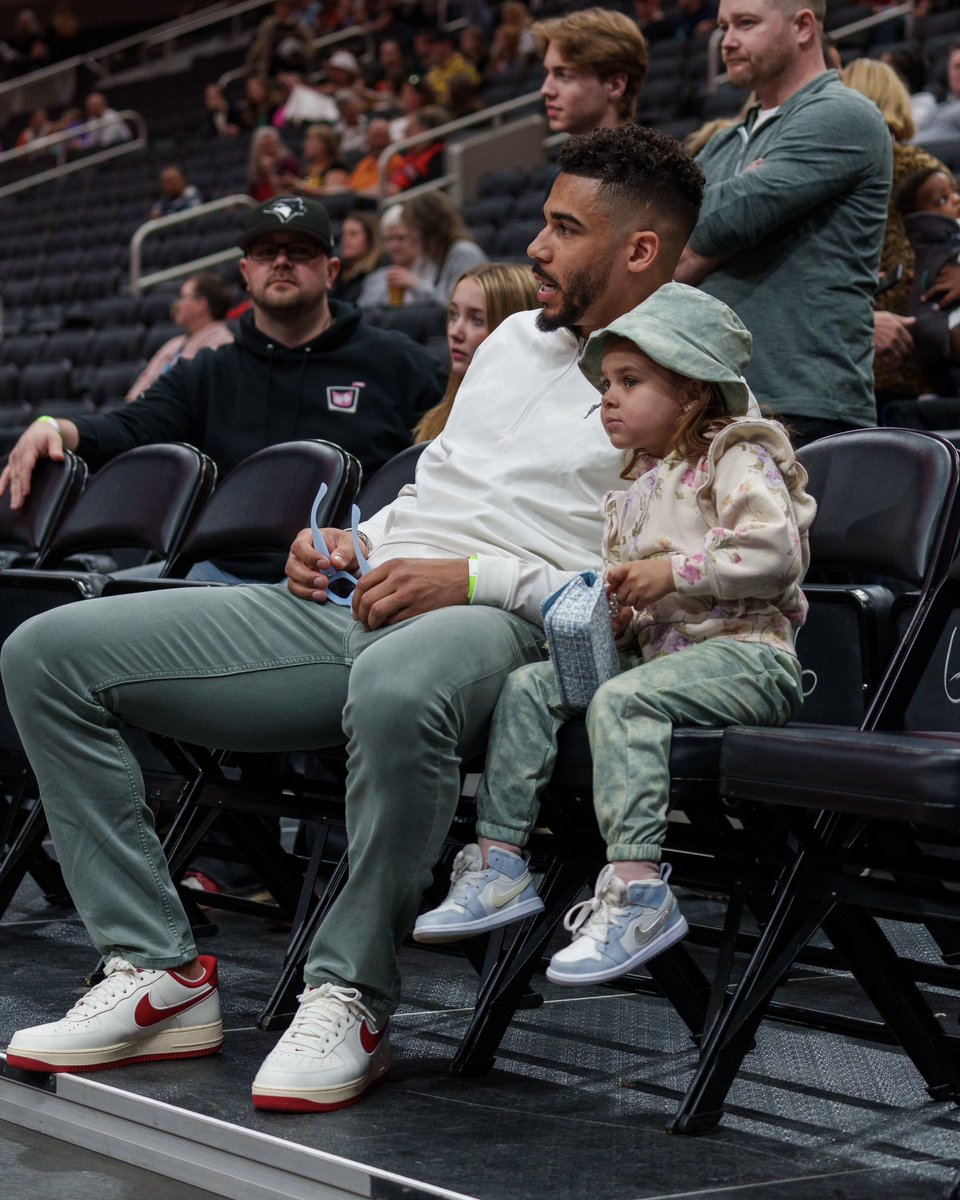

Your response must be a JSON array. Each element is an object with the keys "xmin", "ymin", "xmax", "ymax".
[
  {"xmin": 0, "ymin": 197, "xmax": 445, "ymax": 582},
  {"xmin": 4, "ymin": 128, "xmax": 705, "ymax": 1111}
]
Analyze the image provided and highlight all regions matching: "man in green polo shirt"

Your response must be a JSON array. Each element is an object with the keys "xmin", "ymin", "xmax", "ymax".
[{"xmin": 676, "ymin": 0, "xmax": 891, "ymax": 445}]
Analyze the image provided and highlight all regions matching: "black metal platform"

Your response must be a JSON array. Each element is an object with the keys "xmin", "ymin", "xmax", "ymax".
[{"xmin": 2, "ymin": 874, "xmax": 958, "ymax": 1200}]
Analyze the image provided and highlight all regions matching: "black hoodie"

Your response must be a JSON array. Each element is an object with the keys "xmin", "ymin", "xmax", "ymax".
[
  {"xmin": 71, "ymin": 302, "xmax": 445, "ymax": 580},
  {"xmin": 73, "ymin": 301, "xmax": 445, "ymax": 483}
]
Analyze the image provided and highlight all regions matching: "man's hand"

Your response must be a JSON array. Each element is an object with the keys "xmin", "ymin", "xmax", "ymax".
[
  {"xmin": 606, "ymin": 560, "xmax": 675, "ymax": 610},
  {"xmin": 922, "ymin": 262, "xmax": 960, "ymax": 309},
  {"xmin": 0, "ymin": 419, "xmax": 74, "ymax": 510},
  {"xmin": 285, "ymin": 526, "xmax": 359, "ymax": 602},
  {"xmin": 352, "ymin": 558, "xmax": 469, "ymax": 629},
  {"xmin": 873, "ymin": 310, "xmax": 916, "ymax": 361}
]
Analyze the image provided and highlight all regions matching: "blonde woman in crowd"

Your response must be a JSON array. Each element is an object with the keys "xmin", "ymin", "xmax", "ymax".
[
  {"xmin": 843, "ymin": 57, "xmax": 955, "ymax": 396},
  {"xmin": 414, "ymin": 262, "xmax": 539, "ymax": 442}
]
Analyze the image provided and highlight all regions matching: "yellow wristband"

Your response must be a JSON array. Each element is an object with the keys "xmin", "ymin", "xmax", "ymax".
[
  {"xmin": 467, "ymin": 555, "xmax": 478, "ymax": 604},
  {"xmin": 37, "ymin": 415, "xmax": 63, "ymax": 439}
]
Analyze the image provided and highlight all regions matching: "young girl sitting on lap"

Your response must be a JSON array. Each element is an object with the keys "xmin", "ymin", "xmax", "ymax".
[{"xmin": 414, "ymin": 283, "xmax": 817, "ymax": 985}]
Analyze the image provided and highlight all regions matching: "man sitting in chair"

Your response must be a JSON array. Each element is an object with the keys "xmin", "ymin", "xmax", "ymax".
[
  {"xmin": 3, "ymin": 126, "xmax": 704, "ymax": 1112},
  {"xmin": 0, "ymin": 196, "xmax": 445, "ymax": 583}
]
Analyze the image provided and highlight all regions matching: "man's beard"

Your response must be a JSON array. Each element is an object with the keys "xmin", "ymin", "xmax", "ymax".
[
  {"xmin": 535, "ymin": 262, "xmax": 607, "ymax": 333},
  {"xmin": 253, "ymin": 277, "xmax": 325, "ymax": 322}
]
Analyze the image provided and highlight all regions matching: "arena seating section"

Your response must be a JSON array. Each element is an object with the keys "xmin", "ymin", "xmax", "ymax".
[{"xmin": 1, "ymin": 3, "xmax": 958, "ymax": 455}]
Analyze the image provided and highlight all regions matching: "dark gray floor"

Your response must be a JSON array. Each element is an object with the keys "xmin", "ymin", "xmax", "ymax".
[
  {"xmin": 2, "ymin": 875, "xmax": 958, "ymax": 1200},
  {"xmin": 0, "ymin": 1118, "xmax": 225, "ymax": 1200}
]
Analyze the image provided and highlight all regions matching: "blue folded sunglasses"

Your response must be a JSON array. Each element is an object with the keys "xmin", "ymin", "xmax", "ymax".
[{"xmin": 310, "ymin": 481, "xmax": 372, "ymax": 605}]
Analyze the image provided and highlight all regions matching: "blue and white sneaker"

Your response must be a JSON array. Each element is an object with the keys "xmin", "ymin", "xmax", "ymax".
[
  {"xmin": 546, "ymin": 863, "xmax": 688, "ymax": 985},
  {"xmin": 412, "ymin": 843, "xmax": 544, "ymax": 943}
]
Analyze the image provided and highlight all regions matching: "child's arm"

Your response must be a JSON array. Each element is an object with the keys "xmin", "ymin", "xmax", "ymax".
[{"xmin": 671, "ymin": 439, "xmax": 809, "ymax": 602}]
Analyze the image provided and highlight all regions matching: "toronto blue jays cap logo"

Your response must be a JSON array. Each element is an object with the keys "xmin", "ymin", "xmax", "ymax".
[
  {"xmin": 238, "ymin": 195, "xmax": 333, "ymax": 253},
  {"xmin": 263, "ymin": 197, "xmax": 308, "ymax": 224}
]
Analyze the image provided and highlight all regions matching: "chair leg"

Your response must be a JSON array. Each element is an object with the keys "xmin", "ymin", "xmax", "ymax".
[
  {"xmin": 645, "ymin": 941, "xmax": 713, "ymax": 1044},
  {"xmin": 0, "ymin": 798, "xmax": 54, "ymax": 916},
  {"xmin": 450, "ymin": 857, "xmax": 590, "ymax": 1078},
  {"xmin": 257, "ymin": 848, "xmax": 351, "ymax": 1030},
  {"xmin": 219, "ymin": 811, "xmax": 305, "ymax": 919},
  {"xmin": 27, "ymin": 846, "xmax": 69, "ymax": 906},
  {"xmin": 671, "ymin": 890, "xmax": 834, "ymax": 1134},
  {"xmin": 823, "ymin": 905, "xmax": 960, "ymax": 1101}
]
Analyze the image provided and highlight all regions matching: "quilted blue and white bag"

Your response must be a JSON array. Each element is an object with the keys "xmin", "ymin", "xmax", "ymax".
[{"xmin": 541, "ymin": 570, "xmax": 620, "ymax": 710}]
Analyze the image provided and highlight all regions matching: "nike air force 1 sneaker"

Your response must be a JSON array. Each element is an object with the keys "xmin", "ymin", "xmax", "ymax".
[
  {"xmin": 412, "ymin": 843, "xmax": 544, "ymax": 943},
  {"xmin": 6, "ymin": 956, "xmax": 223, "ymax": 1073},
  {"xmin": 252, "ymin": 982, "xmax": 390, "ymax": 1112},
  {"xmin": 546, "ymin": 863, "xmax": 688, "ymax": 985}
]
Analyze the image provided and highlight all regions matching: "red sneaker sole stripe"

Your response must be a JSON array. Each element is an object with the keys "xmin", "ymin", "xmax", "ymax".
[{"xmin": 6, "ymin": 1043, "xmax": 222, "ymax": 1074}]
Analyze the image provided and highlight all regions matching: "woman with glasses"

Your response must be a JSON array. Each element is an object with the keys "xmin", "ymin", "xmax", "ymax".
[
  {"xmin": 361, "ymin": 191, "xmax": 488, "ymax": 310},
  {"xmin": 357, "ymin": 205, "xmax": 427, "ymax": 308}
]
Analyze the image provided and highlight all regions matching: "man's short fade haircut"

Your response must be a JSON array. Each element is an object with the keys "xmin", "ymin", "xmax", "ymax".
[
  {"xmin": 533, "ymin": 7, "xmax": 649, "ymax": 122},
  {"xmin": 558, "ymin": 125, "xmax": 704, "ymax": 248}
]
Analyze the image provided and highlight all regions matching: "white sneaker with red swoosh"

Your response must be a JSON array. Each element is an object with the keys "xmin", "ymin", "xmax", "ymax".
[
  {"xmin": 252, "ymin": 983, "xmax": 391, "ymax": 1112},
  {"xmin": 5, "ymin": 955, "xmax": 222, "ymax": 1073}
]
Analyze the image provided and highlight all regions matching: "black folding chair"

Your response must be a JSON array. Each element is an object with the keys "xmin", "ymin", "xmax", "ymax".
[
  {"xmin": 0, "ymin": 445, "xmax": 216, "ymax": 918},
  {"xmin": 100, "ymin": 439, "xmax": 359, "ymax": 590},
  {"xmin": 674, "ymin": 547, "xmax": 960, "ymax": 1133},
  {"xmin": 0, "ymin": 450, "xmax": 87, "ymax": 569},
  {"xmin": 76, "ymin": 440, "xmax": 363, "ymax": 941},
  {"xmin": 447, "ymin": 428, "xmax": 960, "ymax": 1078}
]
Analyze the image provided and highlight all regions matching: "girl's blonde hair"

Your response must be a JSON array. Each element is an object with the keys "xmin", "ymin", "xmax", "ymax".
[
  {"xmin": 599, "ymin": 338, "xmax": 734, "ymax": 478},
  {"xmin": 413, "ymin": 262, "xmax": 540, "ymax": 443},
  {"xmin": 842, "ymin": 57, "xmax": 915, "ymax": 142}
]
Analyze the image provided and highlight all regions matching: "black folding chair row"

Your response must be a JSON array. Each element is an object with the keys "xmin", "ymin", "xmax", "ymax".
[
  {"xmin": 0, "ymin": 440, "xmax": 362, "ymax": 921},
  {"xmin": 168, "ymin": 427, "xmax": 960, "ymax": 1047},
  {"xmin": 439, "ymin": 429, "xmax": 960, "ymax": 1090},
  {"xmin": 143, "ymin": 442, "xmax": 429, "ymax": 1025}
]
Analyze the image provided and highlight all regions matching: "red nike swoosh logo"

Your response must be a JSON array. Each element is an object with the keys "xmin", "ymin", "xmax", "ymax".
[
  {"xmin": 359, "ymin": 1018, "xmax": 386, "ymax": 1054},
  {"xmin": 134, "ymin": 987, "xmax": 216, "ymax": 1028}
]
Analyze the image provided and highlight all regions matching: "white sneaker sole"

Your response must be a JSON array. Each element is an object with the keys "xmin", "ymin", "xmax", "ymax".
[
  {"xmin": 6, "ymin": 1019, "xmax": 224, "ymax": 1073},
  {"xmin": 546, "ymin": 915, "xmax": 690, "ymax": 986},
  {"xmin": 252, "ymin": 1048, "xmax": 392, "ymax": 1113},
  {"xmin": 412, "ymin": 896, "xmax": 545, "ymax": 943}
]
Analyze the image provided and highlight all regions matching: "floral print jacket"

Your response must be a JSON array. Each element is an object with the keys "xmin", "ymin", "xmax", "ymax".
[{"xmin": 602, "ymin": 418, "xmax": 817, "ymax": 662}]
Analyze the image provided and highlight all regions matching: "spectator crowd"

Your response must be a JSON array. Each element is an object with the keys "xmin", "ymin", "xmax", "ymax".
[{"xmin": 1, "ymin": 0, "xmax": 960, "ymax": 1133}]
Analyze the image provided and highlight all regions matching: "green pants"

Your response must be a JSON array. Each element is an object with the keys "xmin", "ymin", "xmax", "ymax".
[
  {"xmin": 1, "ymin": 582, "xmax": 543, "ymax": 1021},
  {"xmin": 476, "ymin": 640, "xmax": 804, "ymax": 861}
]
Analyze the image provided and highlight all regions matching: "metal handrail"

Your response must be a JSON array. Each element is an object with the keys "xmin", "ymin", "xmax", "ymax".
[
  {"xmin": 707, "ymin": 3, "xmax": 915, "ymax": 92},
  {"xmin": 0, "ymin": 0, "xmax": 274, "ymax": 105},
  {"xmin": 375, "ymin": 88, "xmax": 543, "ymax": 203},
  {"xmin": 0, "ymin": 110, "xmax": 147, "ymax": 200},
  {"xmin": 129, "ymin": 194, "xmax": 258, "ymax": 293}
]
